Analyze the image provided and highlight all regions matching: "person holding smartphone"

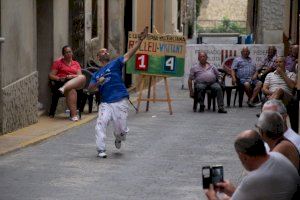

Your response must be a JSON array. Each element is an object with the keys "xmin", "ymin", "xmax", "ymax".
[{"xmin": 205, "ymin": 130, "xmax": 299, "ymax": 200}]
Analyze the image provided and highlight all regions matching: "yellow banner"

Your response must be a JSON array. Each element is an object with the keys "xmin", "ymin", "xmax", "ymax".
[{"xmin": 128, "ymin": 32, "xmax": 186, "ymax": 57}]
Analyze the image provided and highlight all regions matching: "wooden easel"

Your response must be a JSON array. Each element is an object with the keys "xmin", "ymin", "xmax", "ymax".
[{"xmin": 136, "ymin": 73, "xmax": 173, "ymax": 115}]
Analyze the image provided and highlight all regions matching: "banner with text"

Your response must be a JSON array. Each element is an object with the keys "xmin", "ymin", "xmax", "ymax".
[
  {"xmin": 182, "ymin": 44, "xmax": 284, "ymax": 88},
  {"xmin": 126, "ymin": 32, "xmax": 186, "ymax": 77}
]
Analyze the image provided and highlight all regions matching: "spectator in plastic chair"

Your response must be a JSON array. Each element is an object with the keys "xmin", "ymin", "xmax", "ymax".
[
  {"xmin": 257, "ymin": 46, "xmax": 277, "ymax": 83},
  {"xmin": 188, "ymin": 51, "xmax": 227, "ymax": 113},
  {"xmin": 231, "ymin": 47, "xmax": 262, "ymax": 107},
  {"xmin": 262, "ymin": 56, "xmax": 296, "ymax": 105},
  {"xmin": 285, "ymin": 44, "xmax": 299, "ymax": 73},
  {"xmin": 48, "ymin": 45, "xmax": 86, "ymax": 121},
  {"xmin": 205, "ymin": 129, "xmax": 298, "ymax": 200}
]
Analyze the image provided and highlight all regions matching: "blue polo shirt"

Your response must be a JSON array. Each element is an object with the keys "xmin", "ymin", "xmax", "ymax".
[
  {"xmin": 232, "ymin": 56, "xmax": 256, "ymax": 82},
  {"xmin": 90, "ymin": 56, "xmax": 129, "ymax": 103}
]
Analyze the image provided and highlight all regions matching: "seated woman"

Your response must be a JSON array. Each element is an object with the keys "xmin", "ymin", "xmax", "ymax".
[{"xmin": 48, "ymin": 45, "xmax": 86, "ymax": 121}]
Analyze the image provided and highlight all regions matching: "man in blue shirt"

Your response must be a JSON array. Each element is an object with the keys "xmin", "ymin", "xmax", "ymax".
[
  {"xmin": 231, "ymin": 47, "xmax": 262, "ymax": 107},
  {"xmin": 89, "ymin": 27, "xmax": 148, "ymax": 158}
]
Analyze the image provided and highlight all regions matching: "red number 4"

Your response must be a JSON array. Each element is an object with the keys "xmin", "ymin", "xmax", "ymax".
[{"xmin": 135, "ymin": 54, "xmax": 149, "ymax": 71}]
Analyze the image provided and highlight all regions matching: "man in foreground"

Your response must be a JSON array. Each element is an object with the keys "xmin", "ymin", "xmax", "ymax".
[{"xmin": 205, "ymin": 130, "xmax": 299, "ymax": 200}]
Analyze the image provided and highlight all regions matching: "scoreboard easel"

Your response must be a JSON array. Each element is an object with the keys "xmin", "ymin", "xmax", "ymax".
[
  {"xmin": 126, "ymin": 32, "xmax": 186, "ymax": 115},
  {"xmin": 136, "ymin": 73, "xmax": 172, "ymax": 115}
]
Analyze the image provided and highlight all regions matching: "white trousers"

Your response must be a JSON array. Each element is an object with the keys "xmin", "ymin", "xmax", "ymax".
[{"xmin": 95, "ymin": 98, "xmax": 129, "ymax": 151}]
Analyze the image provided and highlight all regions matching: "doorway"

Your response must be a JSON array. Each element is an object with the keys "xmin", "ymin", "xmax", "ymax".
[{"xmin": 124, "ymin": 0, "xmax": 133, "ymax": 87}]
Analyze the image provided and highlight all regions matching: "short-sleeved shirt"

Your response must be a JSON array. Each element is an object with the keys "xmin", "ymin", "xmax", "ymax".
[
  {"xmin": 258, "ymin": 55, "xmax": 277, "ymax": 71},
  {"xmin": 232, "ymin": 57, "xmax": 256, "ymax": 81},
  {"xmin": 51, "ymin": 58, "xmax": 81, "ymax": 78},
  {"xmin": 231, "ymin": 152, "xmax": 299, "ymax": 200},
  {"xmin": 264, "ymin": 70, "xmax": 296, "ymax": 95},
  {"xmin": 189, "ymin": 63, "xmax": 219, "ymax": 84},
  {"xmin": 285, "ymin": 55, "xmax": 297, "ymax": 72},
  {"xmin": 90, "ymin": 56, "xmax": 129, "ymax": 103}
]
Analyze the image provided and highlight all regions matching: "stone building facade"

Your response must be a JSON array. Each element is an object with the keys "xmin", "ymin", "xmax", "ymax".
[
  {"xmin": 247, "ymin": 0, "xmax": 284, "ymax": 44},
  {"xmin": 198, "ymin": 0, "xmax": 248, "ymax": 29}
]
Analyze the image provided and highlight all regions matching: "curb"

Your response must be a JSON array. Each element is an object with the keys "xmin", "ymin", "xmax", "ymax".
[{"xmin": 0, "ymin": 114, "xmax": 97, "ymax": 156}]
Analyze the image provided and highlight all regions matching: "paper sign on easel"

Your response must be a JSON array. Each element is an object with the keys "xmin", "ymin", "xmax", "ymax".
[{"xmin": 126, "ymin": 32, "xmax": 186, "ymax": 77}]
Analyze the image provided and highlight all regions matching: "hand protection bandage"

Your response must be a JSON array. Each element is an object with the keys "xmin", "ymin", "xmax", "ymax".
[{"xmin": 98, "ymin": 77, "xmax": 106, "ymax": 85}]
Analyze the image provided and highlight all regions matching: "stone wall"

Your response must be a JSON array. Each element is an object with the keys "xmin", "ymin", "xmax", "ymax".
[
  {"xmin": 108, "ymin": 0, "xmax": 125, "ymax": 57},
  {"xmin": 198, "ymin": 0, "xmax": 248, "ymax": 22},
  {"xmin": 1, "ymin": 72, "xmax": 38, "ymax": 134},
  {"xmin": 256, "ymin": 0, "xmax": 284, "ymax": 44}
]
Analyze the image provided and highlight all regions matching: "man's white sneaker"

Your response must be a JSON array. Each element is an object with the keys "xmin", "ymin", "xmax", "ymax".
[
  {"xmin": 98, "ymin": 151, "xmax": 107, "ymax": 158},
  {"xmin": 115, "ymin": 139, "xmax": 121, "ymax": 149}
]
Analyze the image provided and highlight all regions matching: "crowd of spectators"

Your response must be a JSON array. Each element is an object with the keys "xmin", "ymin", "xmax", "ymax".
[{"xmin": 192, "ymin": 44, "xmax": 300, "ymax": 199}]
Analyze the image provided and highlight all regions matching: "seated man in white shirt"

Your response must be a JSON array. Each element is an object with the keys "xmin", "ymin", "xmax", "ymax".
[{"xmin": 262, "ymin": 56, "xmax": 296, "ymax": 105}]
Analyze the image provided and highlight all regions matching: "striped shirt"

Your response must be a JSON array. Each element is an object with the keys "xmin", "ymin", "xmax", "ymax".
[
  {"xmin": 264, "ymin": 71, "xmax": 296, "ymax": 94},
  {"xmin": 258, "ymin": 55, "xmax": 277, "ymax": 71}
]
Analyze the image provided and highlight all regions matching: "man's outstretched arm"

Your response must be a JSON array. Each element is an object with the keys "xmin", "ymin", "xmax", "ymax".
[{"xmin": 124, "ymin": 26, "xmax": 148, "ymax": 63}]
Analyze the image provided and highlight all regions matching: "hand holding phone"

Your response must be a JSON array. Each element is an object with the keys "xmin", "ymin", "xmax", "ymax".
[{"xmin": 202, "ymin": 165, "xmax": 224, "ymax": 189}]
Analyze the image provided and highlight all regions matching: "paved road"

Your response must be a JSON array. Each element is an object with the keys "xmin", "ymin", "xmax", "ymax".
[{"xmin": 0, "ymin": 78, "xmax": 260, "ymax": 200}]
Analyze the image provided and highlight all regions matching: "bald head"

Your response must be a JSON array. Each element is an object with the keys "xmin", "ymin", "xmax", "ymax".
[
  {"xmin": 267, "ymin": 46, "xmax": 277, "ymax": 57},
  {"xmin": 241, "ymin": 47, "xmax": 250, "ymax": 58},
  {"xmin": 291, "ymin": 45, "xmax": 299, "ymax": 57},
  {"xmin": 97, "ymin": 48, "xmax": 110, "ymax": 63},
  {"xmin": 275, "ymin": 56, "xmax": 285, "ymax": 69},
  {"xmin": 198, "ymin": 51, "xmax": 208, "ymax": 65},
  {"xmin": 234, "ymin": 130, "xmax": 266, "ymax": 156}
]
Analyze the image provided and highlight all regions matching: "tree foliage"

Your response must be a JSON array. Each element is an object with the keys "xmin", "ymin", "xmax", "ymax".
[{"xmin": 197, "ymin": 17, "xmax": 246, "ymax": 34}]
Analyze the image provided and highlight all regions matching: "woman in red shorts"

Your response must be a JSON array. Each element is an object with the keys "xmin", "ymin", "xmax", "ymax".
[{"xmin": 49, "ymin": 45, "xmax": 86, "ymax": 121}]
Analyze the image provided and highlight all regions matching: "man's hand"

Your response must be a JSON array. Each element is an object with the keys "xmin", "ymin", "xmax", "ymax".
[
  {"xmin": 124, "ymin": 26, "xmax": 149, "ymax": 63},
  {"xmin": 205, "ymin": 184, "xmax": 219, "ymax": 200},
  {"xmin": 66, "ymin": 74, "xmax": 76, "ymax": 80},
  {"xmin": 276, "ymin": 67, "xmax": 285, "ymax": 77},
  {"xmin": 138, "ymin": 26, "xmax": 149, "ymax": 41},
  {"xmin": 97, "ymin": 77, "xmax": 106, "ymax": 85},
  {"xmin": 216, "ymin": 180, "xmax": 235, "ymax": 197}
]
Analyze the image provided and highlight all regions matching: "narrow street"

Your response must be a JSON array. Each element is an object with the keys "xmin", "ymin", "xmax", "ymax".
[{"xmin": 0, "ymin": 77, "xmax": 260, "ymax": 200}]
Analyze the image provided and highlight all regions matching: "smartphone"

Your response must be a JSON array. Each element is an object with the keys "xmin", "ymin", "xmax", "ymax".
[
  {"xmin": 211, "ymin": 165, "xmax": 224, "ymax": 185},
  {"xmin": 202, "ymin": 166, "xmax": 211, "ymax": 189}
]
